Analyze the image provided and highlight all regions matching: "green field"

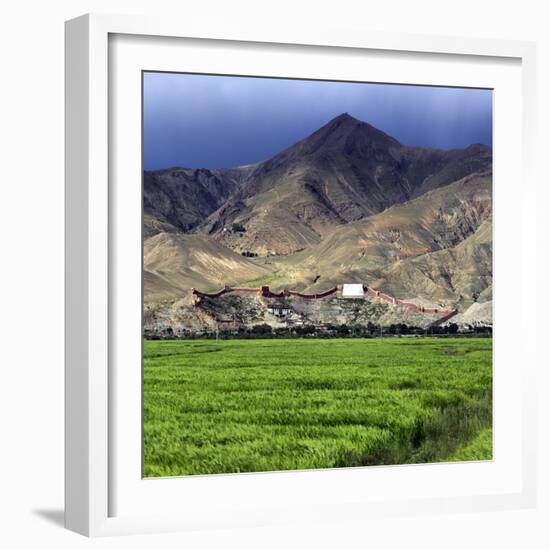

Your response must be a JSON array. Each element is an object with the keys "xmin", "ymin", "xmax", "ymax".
[{"xmin": 143, "ymin": 337, "xmax": 492, "ymax": 477}]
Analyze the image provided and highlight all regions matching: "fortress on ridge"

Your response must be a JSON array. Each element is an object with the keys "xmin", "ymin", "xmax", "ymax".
[{"xmin": 191, "ymin": 283, "xmax": 458, "ymax": 329}]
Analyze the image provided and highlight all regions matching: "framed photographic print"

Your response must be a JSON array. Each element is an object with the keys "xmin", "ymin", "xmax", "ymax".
[
  {"xmin": 141, "ymin": 72, "xmax": 494, "ymax": 478},
  {"xmin": 65, "ymin": 13, "xmax": 537, "ymax": 536}
]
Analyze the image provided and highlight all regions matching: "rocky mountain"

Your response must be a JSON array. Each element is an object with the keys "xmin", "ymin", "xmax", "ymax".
[
  {"xmin": 143, "ymin": 113, "xmax": 493, "ymax": 328},
  {"xmin": 215, "ymin": 172, "xmax": 492, "ymax": 309},
  {"xmin": 143, "ymin": 164, "xmax": 256, "ymax": 238},
  {"xmin": 197, "ymin": 113, "xmax": 491, "ymax": 256}
]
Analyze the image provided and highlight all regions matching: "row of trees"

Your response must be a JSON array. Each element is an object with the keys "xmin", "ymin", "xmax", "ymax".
[
  {"xmin": 146, "ymin": 322, "xmax": 492, "ymax": 340},
  {"xmin": 228, "ymin": 322, "xmax": 490, "ymax": 338}
]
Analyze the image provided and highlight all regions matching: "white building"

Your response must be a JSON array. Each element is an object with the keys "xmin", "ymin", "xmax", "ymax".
[{"xmin": 341, "ymin": 283, "xmax": 364, "ymax": 298}]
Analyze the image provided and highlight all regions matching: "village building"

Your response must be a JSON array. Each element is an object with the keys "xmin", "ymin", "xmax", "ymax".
[{"xmin": 267, "ymin": 305, "xmax": 291, "ymax": 317}]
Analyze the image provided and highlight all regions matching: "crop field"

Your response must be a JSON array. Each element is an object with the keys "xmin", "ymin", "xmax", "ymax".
[{"xmin": 143, "ymin": 337, "xmax": 492, "ymax": 477}]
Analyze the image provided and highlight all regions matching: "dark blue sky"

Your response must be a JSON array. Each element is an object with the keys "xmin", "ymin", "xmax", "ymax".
[{"xmin": 143, "ymin": 72, "xmax": 492, "ymax": 171}]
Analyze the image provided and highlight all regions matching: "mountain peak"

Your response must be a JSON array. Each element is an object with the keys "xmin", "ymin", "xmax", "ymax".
[
  {"xmin": 324, "ymin": 112, "xmax": 362, "ymax": 130},
  {"xmin": 331, "ymin": 112, "xmax": 358, "ymax": 122},
  {"xmin": 252, "ymin": 114, "xmax": 403, "ymax": 176},
  {"xmin": 295, "ymin": 112, "xmax": 401, "ymax": 158}
]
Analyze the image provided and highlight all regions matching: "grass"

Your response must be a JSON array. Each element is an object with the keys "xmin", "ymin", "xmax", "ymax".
[
  {"xmin": 143, "ymin": 337, "xmax": 492, "ymax": 477},
  {"xmin": 448, "ymin": 428, "xmax": 493, "ymax": 461}
]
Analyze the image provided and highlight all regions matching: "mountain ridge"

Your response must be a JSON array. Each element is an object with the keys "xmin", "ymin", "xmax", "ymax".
[
  {"xmin": 144, "ymin": 113, "xmax": 491, "ymax": 247},
  {"xmin": 143, "ymin": 113, "xmax": 492, "ymax": 326},
  {"xmin": 194, "ymin": 113, "xmax": 491, "ymax": 256}
]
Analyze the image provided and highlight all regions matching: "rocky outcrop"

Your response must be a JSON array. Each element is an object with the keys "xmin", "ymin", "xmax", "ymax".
[{"xmin": 444, "ymin": 301, "xmax": 493, "ymax": 329}]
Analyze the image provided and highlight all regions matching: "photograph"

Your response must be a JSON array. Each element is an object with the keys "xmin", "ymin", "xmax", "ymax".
[{"xmin": 142, "ymin": 72, "xmax": 493, "ymax": 478}]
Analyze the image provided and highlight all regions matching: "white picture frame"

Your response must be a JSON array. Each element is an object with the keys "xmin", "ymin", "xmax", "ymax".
[{"xmin": 65, "ymin": 13, "xmax": 537, "ymax": 537}]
